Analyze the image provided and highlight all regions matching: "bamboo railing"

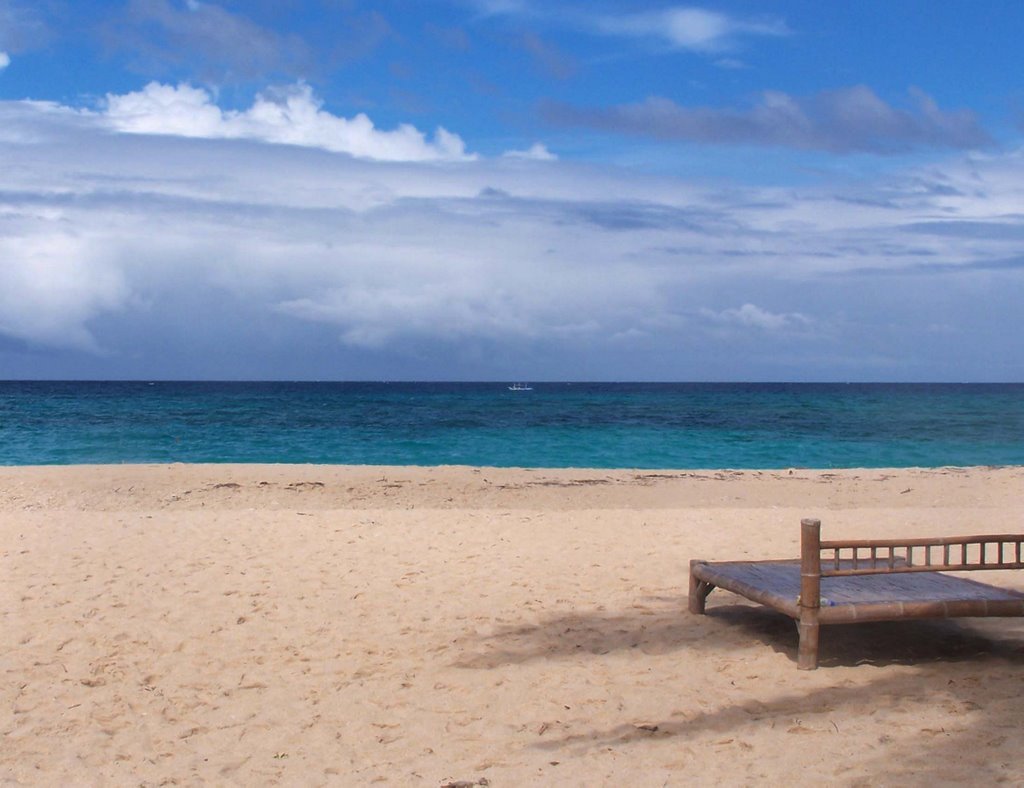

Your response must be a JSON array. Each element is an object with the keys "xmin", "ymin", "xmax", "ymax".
[
  {"xmin": 818, "ymin": 532, "xmax": 1024, "ymax": 576},
  {"xmin": 795, "ymin": 518, "xmax": 1024, "ymax": 668}
]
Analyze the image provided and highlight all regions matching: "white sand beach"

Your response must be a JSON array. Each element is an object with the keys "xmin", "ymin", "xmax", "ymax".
[{"xmin": 3, "ymin": 464, "xmax": 1024, "ymax": 786}]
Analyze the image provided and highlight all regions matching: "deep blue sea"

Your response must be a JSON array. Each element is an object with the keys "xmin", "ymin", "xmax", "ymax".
[{"xmin": 1, "ymin": 381, "xmax": 1022, "ymax": 468}]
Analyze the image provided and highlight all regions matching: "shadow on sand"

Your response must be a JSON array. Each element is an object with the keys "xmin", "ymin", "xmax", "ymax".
[
  {"xmin": 453, "ymin": 593, "xmax": 1024, "ymax": 782},
  {"xmin": 455, "ymin": 593, "xmax": 1024, "ymax": 670}
]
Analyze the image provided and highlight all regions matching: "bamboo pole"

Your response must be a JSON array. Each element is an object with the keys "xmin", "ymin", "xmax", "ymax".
[
  {"xmin": 688, "ymin": 560, "xmax": 712, "ymax": 614},
  {"xmin": 798, "ymin": 518, "xmax": 822, "ymax": 670}
]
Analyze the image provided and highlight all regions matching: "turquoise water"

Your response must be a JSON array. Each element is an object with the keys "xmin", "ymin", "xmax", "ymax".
[{"xmin": 1, "ymin": 381, "xmax": 1022, "ymax": 468}]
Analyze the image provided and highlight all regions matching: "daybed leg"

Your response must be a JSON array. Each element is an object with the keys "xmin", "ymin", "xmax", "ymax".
[
  {"xmin": 797, "ymin": 616, "xmax": 819, "ymax": 670},
  {"xmin": 797, "ymin": 518, "xmax": 822, "ymax": 670},
  {"xmin": 688, "ymin": 561, "xmax": 714, "ymax": 614}
]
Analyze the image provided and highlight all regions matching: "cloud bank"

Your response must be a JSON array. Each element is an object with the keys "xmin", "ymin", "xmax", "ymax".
[{"xmin": 1, "ymin": 98, "xmax": 1023, "ymax": 380}]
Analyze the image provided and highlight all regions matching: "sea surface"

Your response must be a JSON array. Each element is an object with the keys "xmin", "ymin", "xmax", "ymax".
[{"xmin": 1, "ymin": 381, "xmax": 1022, "ymax": 468}]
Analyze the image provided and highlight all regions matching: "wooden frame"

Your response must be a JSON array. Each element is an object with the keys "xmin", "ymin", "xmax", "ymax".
[{"xmin": 690, "ymin": 518, "xmax": 1024, "ymax": 669}]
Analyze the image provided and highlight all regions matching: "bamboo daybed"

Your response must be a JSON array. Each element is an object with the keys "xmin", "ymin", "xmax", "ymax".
[{"xmin": 689, "ymin": 518, "xmax": 1024, "ymax": 669}]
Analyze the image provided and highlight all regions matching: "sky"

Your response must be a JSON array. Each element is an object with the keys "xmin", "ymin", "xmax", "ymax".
[{"xmin": 1, "ymin": 1, "xmax": 1023, "ymax": 381}]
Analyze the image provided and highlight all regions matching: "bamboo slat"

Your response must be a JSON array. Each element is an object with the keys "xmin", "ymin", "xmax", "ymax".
[{"xmin": 692, "ymin": 561, "xmax": 1024, "ymax": 610}]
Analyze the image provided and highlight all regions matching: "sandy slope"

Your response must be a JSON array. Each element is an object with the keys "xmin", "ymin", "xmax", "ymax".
[{"xmin": 2, "ymin": 464, "xmax": 1023, "ymax": 786}]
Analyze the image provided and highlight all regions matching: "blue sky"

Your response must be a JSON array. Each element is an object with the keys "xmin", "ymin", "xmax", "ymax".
[{"xmin": 1, "ymin": 0, "xmax": 1023, "ymax": 381}]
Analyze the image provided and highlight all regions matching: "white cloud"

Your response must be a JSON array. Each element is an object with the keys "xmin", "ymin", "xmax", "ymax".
[
  {"xmin": 100, "ymin": 82, "xmax": 476, "ymax": 162},
  {"xmin": 0, "ymin": 234, "xmax": 131, "ymax": 351},
  {"xmin": 545, "ymin": 86, "xmax": 990, "ymax": 153},
  {"xmin": 599, "ymin": 7, "xmax": 788, "ymax": 52},
  {"xmin": 0, "ymin": 51, "xmax": 10, "ymax": 70},
  {"xmin": 700, "ymin": 304, "xmax": 811, "ymax": 332},
  {"xmin": 470, "ymin": 0, "xmax": 529, "ymax": 16},
  {"xmin": 467, "ymin": 3, "xmax": 786, "ymax": 53},
  {"xmin": 103, "ymin": 0, "xmax": 312, "ymax": 83},
  {"xmin": 502, "ymin": 142, "xmax": 556, "ymax": 160}
]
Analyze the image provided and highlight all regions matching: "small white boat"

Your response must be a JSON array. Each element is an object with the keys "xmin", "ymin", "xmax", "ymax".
[{"xmin": 508, "ymin": 383, "xmax": 533, "ymax": 391}]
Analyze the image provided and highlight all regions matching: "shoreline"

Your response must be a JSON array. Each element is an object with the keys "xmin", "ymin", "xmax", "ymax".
[
  {"xmin": 4, "ymin": 464, "xmax": 1024, "ymax": 784},
  {"xmin": 5, "ymin": 461, "xmax": 1020, "ymax": 468}
]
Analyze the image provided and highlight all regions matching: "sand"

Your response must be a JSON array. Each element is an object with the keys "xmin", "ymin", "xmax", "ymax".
[{"xmin": 2, "ymin": 463, "xmax": 1023, "ymax": 786}]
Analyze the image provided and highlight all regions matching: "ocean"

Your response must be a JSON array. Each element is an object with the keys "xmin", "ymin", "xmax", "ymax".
[{"xmin": 1, "ymin": 381, "xmax": 1022, "ymax": 468}]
